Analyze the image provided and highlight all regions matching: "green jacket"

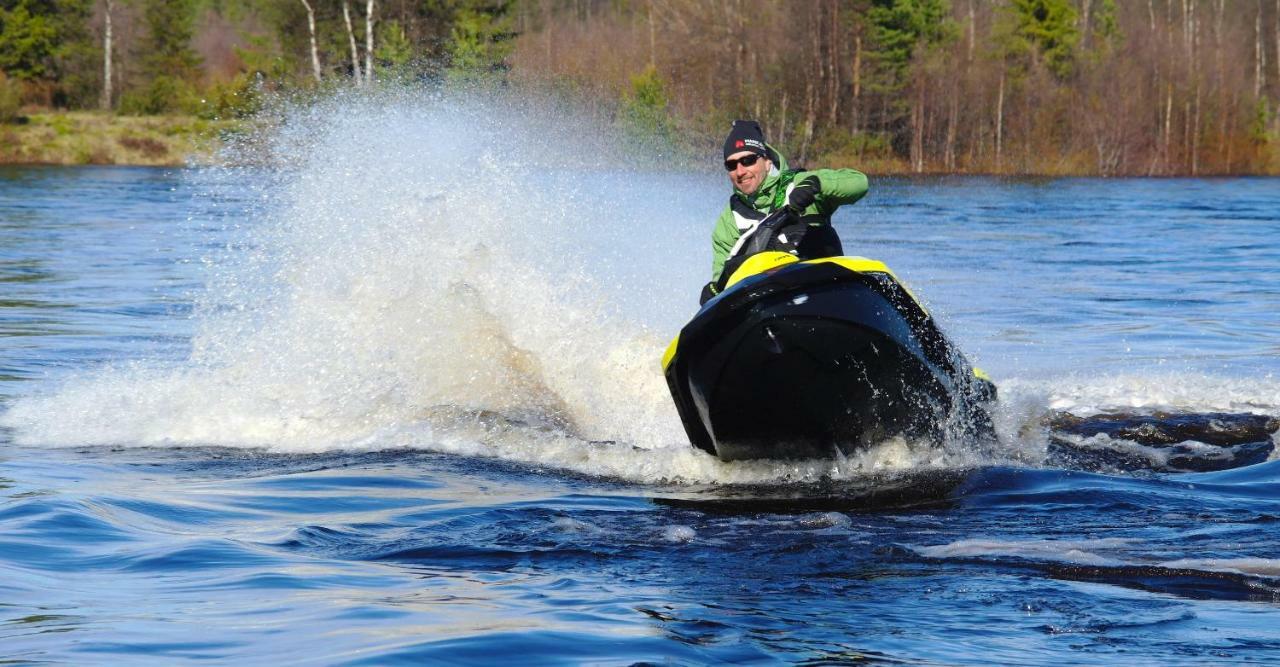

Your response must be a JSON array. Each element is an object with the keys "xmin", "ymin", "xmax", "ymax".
[{"xmin": 711, "ymin": 147, "xmax": 869, "ymax": 282}]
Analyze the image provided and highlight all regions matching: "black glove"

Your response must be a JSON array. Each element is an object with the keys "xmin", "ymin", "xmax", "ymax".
[
  {"xmin": 699, "ymin": 280, "xmax": 720, "ymax": 305},
  {"xmin": 787, "ymin": 176, "xmax": 820, "ymax": 213}
]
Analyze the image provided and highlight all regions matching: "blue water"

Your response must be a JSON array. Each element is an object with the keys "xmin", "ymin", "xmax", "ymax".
[{"xmin": 2, "ymin": 98, "xmax": 1280, "ymax": 664}]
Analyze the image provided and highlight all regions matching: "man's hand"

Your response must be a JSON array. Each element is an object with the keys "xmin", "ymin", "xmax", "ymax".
[
  {"xmin": 787, "ymin": 176, "xmax": 821, "ymax": 213},
  {"xmin": 700, "ymin": 281, "xmax": 720, "ymax": 305}
]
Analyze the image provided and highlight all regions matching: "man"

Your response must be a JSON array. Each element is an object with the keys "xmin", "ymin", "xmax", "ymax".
[{"xmin": 702, "ymin": 120, "xmax": 869, "ymax": 304}]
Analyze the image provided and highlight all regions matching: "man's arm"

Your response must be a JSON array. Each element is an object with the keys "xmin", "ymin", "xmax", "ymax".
[{"xmin": 796, "ymin": 168, "xmax": 869, "ymax": 214}]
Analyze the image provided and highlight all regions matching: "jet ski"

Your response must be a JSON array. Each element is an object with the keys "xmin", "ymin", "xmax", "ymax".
[{"xmin": 663, "ymin": 209, "xmax": 997, "ymax": 461}]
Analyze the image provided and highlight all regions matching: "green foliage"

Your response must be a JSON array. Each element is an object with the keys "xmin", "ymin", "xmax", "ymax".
[
  {"xmin": 140, "ymin": 0, "xmax": 202, "ymax": 81},
  {"xmin": 866, "ymin": 0, "xmax": 957, "ymax": 95},
  {"xmin": 0, "ymin": 71, "xmax": 21, "ymax": 122},
  {"xmin": 447, "ymin": 0, "xmax": 515, "ymax": 81},
  {"xmin": 997, "ymin": 0, "xmax": 1080, "ymax": 79},
  {"xmin": 46, "ymin": 111, "xmax": 70, "ymax": 134},
  {"xmin": 1094, "ymin": 0, "xmax": 1120, "ymax": 44},
  {"xmin": 812, "ymin": 125, "xmax": 894, "ymax": 160},
  {"xmin": 1080, "ymin": 0, "xmax": 1122, "ymax": 66},
  {"xmin": 119, "ymin": 75, "xmax": 198, "ymax": 115},
  {"xmin": 196, "ymin": 72, "xmax": 262, "ymax": 120},
  {"xmin": 0, "ymin": 1, "xmax": 57, "ymax": 80},
  {"xmin": 1249, "ymin": 98, "xmax": 1271, "ymax": 145},
  {"xmin": 620, "ymin": 64, "xmax": 674, "ymax": 143},
  {"xmin": 375, "ymin": 20, "xmax": 414, "ymax": 78},
  {"xmin": 235, "ymin": 36, "xmax": 291, "ymax": 82}
]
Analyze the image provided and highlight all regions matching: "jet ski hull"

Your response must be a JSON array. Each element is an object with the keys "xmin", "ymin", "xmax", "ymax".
[{"xmin": 664, "ymin": 256, "xmax": 994, "ymax": 461}]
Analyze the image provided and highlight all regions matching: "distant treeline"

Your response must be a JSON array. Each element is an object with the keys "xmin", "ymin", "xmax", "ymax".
[
  {"xmin": 2, "ymin": 0, "xmax": 1278, "ymax": 175},
  {"xmin": 0, "ymin": 0, "xmax": 515, "ymax": 121},
  {"xmin": 510, "ymin": 0, "xmax": 1280, "ymax": 175}
]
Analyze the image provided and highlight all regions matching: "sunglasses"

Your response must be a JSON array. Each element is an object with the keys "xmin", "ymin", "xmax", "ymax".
[{"xmin": 724, "ymin": 154, "xmax": 763, "ymax": 171}]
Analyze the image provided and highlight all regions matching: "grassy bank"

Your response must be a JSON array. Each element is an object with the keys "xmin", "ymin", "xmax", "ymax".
[{"xmin": 0, "ymin": 112, "xmax": 239, "ymax": 166}]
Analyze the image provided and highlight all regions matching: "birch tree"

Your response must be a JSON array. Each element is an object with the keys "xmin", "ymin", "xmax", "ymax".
[
  {"xmin": 100, "ymin": 0, "xmax": 113, "ymax": 109},
  {"xmin": 365, "ymin": 0, "xmax": 376, "ymax": 84},
  {"xmin": 299, "ymin": 0, "xmax": 322, "ymax": 83},
  {"xmin": 343, "ymin": 0, "xmax": 363, "ymax": 84}
]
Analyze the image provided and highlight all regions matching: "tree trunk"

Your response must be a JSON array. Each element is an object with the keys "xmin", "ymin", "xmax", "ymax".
[
  {"xmin": 945, "ymin": 89, "xmax": 958, "ymax": 171},
  {"xmin": 300, "ymin": 0, "xmax": 322, "ymax": 83},
  {"xmin": 996, "ymin": 69, "xmax": 1005, "ymax": 172},
  {"xmin": 343, "ymin": 0, "xmax": 363, "ymax": 84},
  {"xmin": 1193, "ymin": 84, "xmax": 1201, "ymax": 175},
  {"xmin": 828, "ymin": 0, "xmax": 839, "ymax": 125},
  {"xmin": 1081, "ymin": 0, "xmax": 1094, "ymax": 47},
  {"xmin": 778, "ymin": 91, "xmax": 788, "ymax": 147},
  {"xmin": 647, "ymin": 0, "xmax": 656, "ymax": 69},
  {"xmin": 100, "ymin": 0, "xmax": 113, "ymax": 110},
  {"xmin": 912, "ymin": 78, "xmax": 924, "ymax": 172},
  {"xmin": 810, "ymin": 4, "xmax": 825, "ymax": 136},
  {"xmin": 365, "ymin": 0, "xmax": 377, "ymax": 84},
  {"xmin": 1257, "ymin": 0, "xmax": 1265, "ymax": 99},
  {"xmin": 1183, "ymin": 99, "xmax": 1191, "ymax": 173},
  {"xmin": 1217, "ymin": 0, "xmax": 1227, "ymax": 166},
  {"xmin": 855, "ymin": 32, "xmax": 865, "ymax": 132},
  {"xmin": 968, "ymin": 0, "xmax": 975, "ymax": 63},
  {"xmin": 733, "ymin": 0, "xmax": 745, "ymax": 98},
  {"xmin": 1163, "ymin": 83, "xmax": 1173, "ymax": 172},
  {"xmin": 543, "ymin": 0, "xmax": 553, "ymax": 66},
  {"xmin": 800, "ymin": 78, "xmax": 816, "ymax": 164}
]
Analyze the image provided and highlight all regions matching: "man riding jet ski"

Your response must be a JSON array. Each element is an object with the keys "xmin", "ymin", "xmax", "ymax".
[
  {"xmin": 665, "ymin": 121, "xmax": 996, "ymax": 462},
  {"xmin": 702, "ymin": 120, "xmax": 868, "ymax": 304}
]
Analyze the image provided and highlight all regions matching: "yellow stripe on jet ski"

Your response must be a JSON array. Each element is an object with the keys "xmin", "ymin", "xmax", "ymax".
[
  {"xmin": 662, "ymin": 333, "xmax": 680, "ymax": 372},
  {"xmin": 724, "ymin": 252, "xmax": 799, "ymax": 289}
]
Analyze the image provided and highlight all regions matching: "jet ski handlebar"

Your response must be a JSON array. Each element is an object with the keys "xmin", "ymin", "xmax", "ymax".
[
  {"xmin": 712, "ymin": 207, "xmax": 797, "ymax": 295},
  {"xmin": 738, "ymin": 206, "xmax": 795, "ymax": 259}
]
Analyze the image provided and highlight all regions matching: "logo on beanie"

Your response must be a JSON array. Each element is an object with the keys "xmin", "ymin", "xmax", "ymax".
[{"xmin": 735, "ymin": 140, "xmax": 745, "ymax": 148}]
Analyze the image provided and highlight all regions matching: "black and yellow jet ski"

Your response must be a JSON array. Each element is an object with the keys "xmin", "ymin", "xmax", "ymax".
[{"xmin": 664, "ymin": 210, "xmax": 997, "ymax": 461}]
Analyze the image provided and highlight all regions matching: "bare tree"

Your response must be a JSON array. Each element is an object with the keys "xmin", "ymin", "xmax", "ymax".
[
  {"xmin": 365, "ymin": 0, "xmax": 377, "ymax": 84},
  {"xmin": 996, "ymin": 69, "xmax": 1005, "ymax": 172},
  {"xmin": 343, "ymin": 0, "xmax": 363, "ymax": 84},
  {"xmin": 300, "ymin": 0, "xmax": 322, "ymax": 83},
  {"xmin": 1256, "ymin": 0, "xmax": 1264, "ymax": 99},
  {"xmin": 100, "ymin": 0, "xmax": 113, "ymax": 110}
]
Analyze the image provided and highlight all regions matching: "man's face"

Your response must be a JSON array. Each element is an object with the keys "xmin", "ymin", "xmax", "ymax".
[{"xmin": 725, "ymin": 150, "xmax": 771, "ymax": 196}]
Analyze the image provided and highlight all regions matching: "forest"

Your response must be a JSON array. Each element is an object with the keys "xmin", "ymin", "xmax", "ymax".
[{"xmin": 1, "ymin": 0, "xmax": 1278, "ymax": 175}]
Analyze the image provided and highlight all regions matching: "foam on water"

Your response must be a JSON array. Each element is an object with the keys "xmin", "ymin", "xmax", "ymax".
[{"xmin": 913, "ymin": 538, "xmax": 1140, "ymax": 566}]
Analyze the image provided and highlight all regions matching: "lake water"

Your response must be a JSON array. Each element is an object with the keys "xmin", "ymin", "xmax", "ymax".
[{"xmin": 2, "ymin": 96, "xmax": 1280, "ymax": 664}]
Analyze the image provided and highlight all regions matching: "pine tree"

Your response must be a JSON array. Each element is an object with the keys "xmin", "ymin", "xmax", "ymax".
[
  {"xmin": 0, "ymin": 1, "xmax": 57, "ymax": 80},
  {"xmin": 120, "ymin": 0, "xmax": 202, "ymax": 114},
  {"xmin": 140, "ymin": 0, "xmax": 200, "ymax": 80},
  {"xmin": 447, "ymin": 0, "xmax": 515, "ymax": 80},
  {"xmin": 999, "ymin": 0, "xmax": 1080, "ymax": 79}
]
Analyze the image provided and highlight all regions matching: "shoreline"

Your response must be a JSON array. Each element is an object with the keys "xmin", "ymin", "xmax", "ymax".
[
  {"xmin": 0, "ymin": 112, "xmax": 238, "ymax": 167},
  {"xmin": 1, "ymin": 111, "xmax": 1276, "ymax": 177}
]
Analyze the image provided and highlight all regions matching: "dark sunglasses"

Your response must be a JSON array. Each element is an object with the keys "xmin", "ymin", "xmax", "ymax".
[{"xmin": 723, "ymin": 154, "xmax": 763, "ymax": 171}]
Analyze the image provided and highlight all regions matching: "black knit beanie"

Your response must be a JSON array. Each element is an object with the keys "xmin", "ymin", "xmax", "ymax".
[{"xmin": 723, "ymin": 120, "xmax": 770, "ymax": 160}]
